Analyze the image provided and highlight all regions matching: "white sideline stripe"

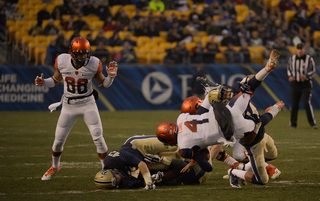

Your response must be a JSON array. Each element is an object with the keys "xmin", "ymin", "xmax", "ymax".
[
  {"xmin": 1, "ymin": 181, "xmax": 320, "ymax": 196},
  {"xmin": 0, "ymin": 161, "xmax": 101, "ymax": 168},
  {"xmin": 0, "ymin": 154, "xmax": 98, "ymax": 158}
]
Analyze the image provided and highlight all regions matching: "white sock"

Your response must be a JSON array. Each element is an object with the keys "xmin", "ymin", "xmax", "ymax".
[
  {"xmin": 52, "ymin": 155, "xmax": 60, "ymax": 168},
  {"xmin": 231, "ymin": 169, "xmax": 246, "ymax": 180},
  {"xmin": 265, "ymin": 162, "xmax": 269, "ymax": 168},
  {"xmin": 267, "ymin": 105, "xmax": 281, "ymax": 118},
  {"xmin": 224, "ymin": 156, "xmax": 238, "ymax": 166},
  {"xmin": 100, "ymin": 159, "xmax": 105, "ymax": 169},
  {"xmin": 244, "ymin": 162, "xmax": 252, "ymax": 171},
  {"xmin": 255, "ymin": 68, "xmax": 269, "ymax": 81}
]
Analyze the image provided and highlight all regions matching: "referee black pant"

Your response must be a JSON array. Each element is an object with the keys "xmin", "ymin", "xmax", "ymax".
[{"xmin": 290, "ymin": 81, "xmax": 316, "ymax": 127}]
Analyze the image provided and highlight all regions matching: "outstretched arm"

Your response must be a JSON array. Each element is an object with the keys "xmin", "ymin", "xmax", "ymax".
[
  {"xmin": 138, "ymin": 161, "xmax": 156, "ymax": 190},
  {"xmin": 95, "ymin": 61, "xmax": 118, "ymax": 89},
  {"xmin": 35, "ymin": 69, "xmax": 62, "ymax": 87}
]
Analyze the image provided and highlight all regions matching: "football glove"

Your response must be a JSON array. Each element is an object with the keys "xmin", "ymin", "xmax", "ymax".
[
  {"xmin": 106, "ymin": 61, "xmax": 118, "ymax": 77},
  {"xmin": 35, "ymin": 73, "xmax": 44, "ymax": 86},
  {"xmin": 144, "ymin": 154, "xmax": 163, "ymax": 163},
  {"xmin": 239, "ymin": 83, "xmax": 253, "ymax": 97},
  {"xmin": 151, "ymin": 171, "xmax": 164, "ymax": 183},
  {"xmin": 143, "ymin": 183, "xmax": 156, "ymax": 190}
]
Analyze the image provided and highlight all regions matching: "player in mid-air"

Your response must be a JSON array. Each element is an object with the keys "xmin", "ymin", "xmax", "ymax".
[
  {"xmin": 181, "ymin": 95, "xmax": 282, "ymax": 182},
  {"xmin": 35, "ymin": 37, "xmax": 118, "ymax": 180},
  {"xmin": 195, "ymin": 50, "xmax": 283, "ymax": 188},
  {"xmin": 156, "ymin": 50, "xmax": 281, "ymax": 182}
]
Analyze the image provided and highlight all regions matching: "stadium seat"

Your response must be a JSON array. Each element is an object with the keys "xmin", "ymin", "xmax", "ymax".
[
  {"xmin": 80, "ymin": 30, "xmax": 90, "ymax": 38},
  {"xmin": 150, "ymin": 36, "xmax": 165, "ymax": 45},
  {"xmin": 110, "ymin": 5, "xmax": 121, "ymax": 17},
  {"xmin": 284, "ymin": 10, "xmax": 297, "ymax": 27},
  {"xmin": 150, "ymin": 52, "xmax": 166, "ymax": 64},
  {"xmin": 64, "ymin": 30, "xmax": 75, "ymax": 41},
  {"xmin": 313, "ymin": 31, "xmax": 320, "ymax": 47},
  {"xmin": 287, "ymin": 46, "xmax": 296, "ymax": 55},
  {"xmin": 34, "ymin": 46, "xmax": 47, "ymax": 65},
  {"xmin": 118, "ymin": 31, "xmax": 128, "ymax": 40},
  {"xmin": 91, "ymin": 20, "xmax": 104, "ymax": 31},
  {"xmin": 103, "ymin": 31, "xmax": 114, "ymax": 39},
  {"xmin": 123, "ymin": 4, "xmax": 136, "ymax": 13},
  {"xmin": 135, "ymin": 46, "xmax": 151, "ymax": 64},
  {"xmin": 185, "ymin": 42, "xmax": 196, "ymax": 51},
  {"xmin": 137, "ymin": 36, "xmax": 151, "ymax": 46},
  {"xmin": 248, "ymin": 46, "xmax": 265, "ymax": 63},
  {"xmin": 235, "ymin": 4, "xmax": 249, "ymax": 23},
  {"xmin": 159, "ymin": 31, "xmax": 168, "ymax": 41}
]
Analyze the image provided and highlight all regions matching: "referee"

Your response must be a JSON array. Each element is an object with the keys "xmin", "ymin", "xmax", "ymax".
[{"xmin": 287, "ymin": 43, "xmax": 317, "ymax": 129}]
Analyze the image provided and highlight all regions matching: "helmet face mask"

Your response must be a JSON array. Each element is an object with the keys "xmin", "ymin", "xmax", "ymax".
[
  {"xmin": 70, "ymin": 37, "xmax": 91, "ymax": 67},
  {"xmin": 220, "ymin": 85, "xmax": 234, "ymax": 105},
  {"xmin": 208, "ymin": 85, "xmax": 234, "ymax": 105},
  {"xmin": 181, "ymin": 96, "xmax": 203, "ymax": 114},
  {"xmin": 156, "ymin": 122, "xmax": 178, "ymax": 145}
]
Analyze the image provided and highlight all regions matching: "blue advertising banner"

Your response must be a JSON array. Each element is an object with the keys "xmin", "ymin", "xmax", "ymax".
[{"xmin": 1, "ymin": 64, "xmax": 319, "ymax": 111}]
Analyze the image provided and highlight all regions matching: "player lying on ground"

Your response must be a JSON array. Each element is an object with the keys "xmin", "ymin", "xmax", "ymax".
[{"xmin": 94, "ymin": 135, "xmax": 212, "ymax": 189}]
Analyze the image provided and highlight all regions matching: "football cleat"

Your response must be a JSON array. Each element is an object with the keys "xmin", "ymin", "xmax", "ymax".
[
  {"xmin": 196, "ymin": 76, "xmax": 218, "ymax": 87},
  {"xmin": 229, "ymin": 162, "xmax": 243, "ymax": 170},
  {"xmin": 228, "ymin": 168, "xmax": 241, "ymax": 188},
  {"xmin": 144, "ymin": 183, "xmax": 156, "ymax": 190},
  {"xmin": 41, "ymin": 164, "xmax": 62, "ymax": 180},
  {"xmin": 266, "ymin": 164, "xmax": 281, "ymax": 179},
  {"xmin": 223, "ymin": 174, "xmax": 229, "ymax": 180},
  {"xmin": 151, "ymin": 171, "xmax": 164, "ymax": 183},
  {"xmin": 266, "ymin": 49, "xmax": 280, "ymax": 72},
  {"xmin": 265, "ymin": 101, "xmax": 285, "ymax": 113}
]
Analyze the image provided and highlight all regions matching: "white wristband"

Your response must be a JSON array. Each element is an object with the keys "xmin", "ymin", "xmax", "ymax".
[
  {"xmin": 142, "ymin": 172, "xmax": 152, "ymax": 185},
  {"xmin": 44, "ymin": 77, "xmax": 55, "ymax": 88},
  {"xmin": 100, "ymin": 76, "xmax": 114, "ymax": 88}
]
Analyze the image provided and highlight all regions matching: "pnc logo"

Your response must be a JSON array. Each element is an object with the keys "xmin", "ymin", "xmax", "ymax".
[{"xmin": 141, "ymin": 72, "xmax": 173, "ymax": 105}]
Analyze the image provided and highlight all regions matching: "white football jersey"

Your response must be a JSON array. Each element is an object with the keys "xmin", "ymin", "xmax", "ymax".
[
  {"xmin": 177, "ymin": 107, "xmax": 224, "ymax": 150},
  {"xmin": 55, "ymin": 54, "xmax": 102, "ymax": 98}
]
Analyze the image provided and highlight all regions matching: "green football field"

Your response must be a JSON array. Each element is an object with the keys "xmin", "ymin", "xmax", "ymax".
[{"xmin": 0, "ymin": 110, "xmax": 319, "ymax": 201}]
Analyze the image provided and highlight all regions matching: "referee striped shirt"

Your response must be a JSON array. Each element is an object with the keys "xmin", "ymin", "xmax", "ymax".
[{"xmin": 287, "ymin": 54, "xmax": 315, "ymax": 83}]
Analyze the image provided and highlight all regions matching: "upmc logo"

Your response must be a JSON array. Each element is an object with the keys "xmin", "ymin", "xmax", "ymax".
[{"xmin": 141, "ymin": 72, "xmax": 173, "ymax": 105}]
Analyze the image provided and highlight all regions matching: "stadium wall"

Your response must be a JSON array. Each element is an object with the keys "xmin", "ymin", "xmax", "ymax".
[{"xmin": 0, "ymin": 64, "xmax": 319, "ymax": 111}]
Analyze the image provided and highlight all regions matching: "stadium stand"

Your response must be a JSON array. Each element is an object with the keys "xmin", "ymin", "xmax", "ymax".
[{"xmin": 2, "ymin": 0, "xmax": 320, "ymax": 65}]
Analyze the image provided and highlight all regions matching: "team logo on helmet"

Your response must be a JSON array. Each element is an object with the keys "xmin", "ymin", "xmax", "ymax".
[{"xmin": 94, "ymin": 169, "xmax": 118, "ymax": 189}]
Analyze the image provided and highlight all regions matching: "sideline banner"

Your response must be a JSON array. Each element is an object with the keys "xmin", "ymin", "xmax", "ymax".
[{"xmin": 0, "ymin": 65, "xmax": 319, "ymax": 111}]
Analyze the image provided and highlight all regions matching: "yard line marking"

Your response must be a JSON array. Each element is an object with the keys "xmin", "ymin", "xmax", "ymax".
[{"xmin": 1, "ymin": 181, "xmax": 320, "ymax": 196}]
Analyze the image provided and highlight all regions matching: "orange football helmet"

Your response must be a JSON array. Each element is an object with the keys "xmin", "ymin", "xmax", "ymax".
[
  {"xmin": 70, "ymin": 37, "xmax": 91, "ymax": 66},
  {"xmin": 156, "ymin": 122, "xmax": 177, "ymax": 145},
  {"xmin": 181, "ymin": 96, "xmax": 202, "ymax": 114}
]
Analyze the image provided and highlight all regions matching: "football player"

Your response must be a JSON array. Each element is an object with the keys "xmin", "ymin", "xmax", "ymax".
[
  {"xmin": 95, "ymin": 135, "xmax": 213, "ymax": 189},
  {"xmin": 181, "ymin": 95, "xmax": 280, "ymax": 181},
  {"xmin": 35, "ymin": 37, "xmax": 118, "ymax": 180},
  {"xmin": 101, "ymin": 135, "xmax": 178, "ymax": 190},
  {"xmin": 156, "ymin": 50, "xmax": 281, "ymax": 183},
  {"xmin": 199, "ymin": 51, "xmax": 283, "ymax": 188}
]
